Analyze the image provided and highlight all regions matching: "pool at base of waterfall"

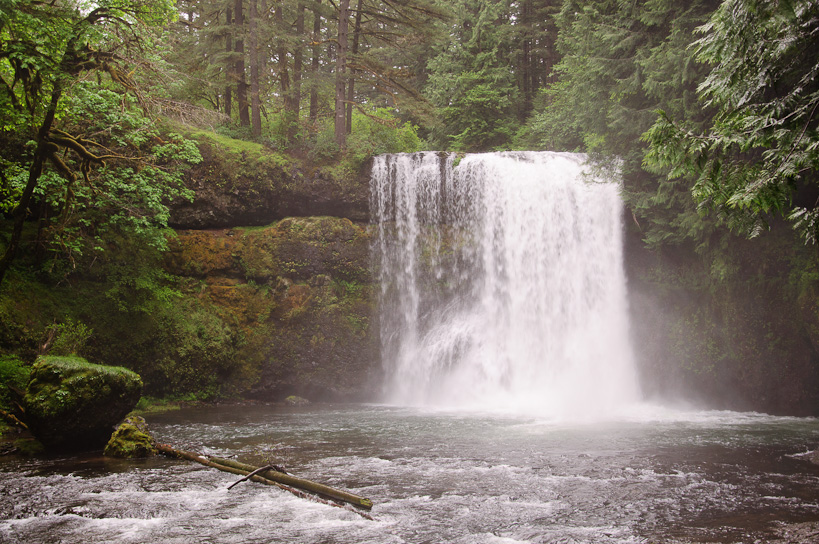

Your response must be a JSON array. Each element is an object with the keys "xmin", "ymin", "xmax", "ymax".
[{"xmin": 2, "ymin": 403, "xmax": 819, "ymax": 544}]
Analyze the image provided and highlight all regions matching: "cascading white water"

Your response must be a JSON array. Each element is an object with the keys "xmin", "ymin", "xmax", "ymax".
[{"xmin": 371, "ymin": 151, "xmax": 640, "ymax": 416}]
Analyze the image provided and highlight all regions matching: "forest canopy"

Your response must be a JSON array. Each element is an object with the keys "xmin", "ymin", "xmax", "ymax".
[{"xmin": 2, "ymin": 0, "xmax": 819, "ymax": 285}]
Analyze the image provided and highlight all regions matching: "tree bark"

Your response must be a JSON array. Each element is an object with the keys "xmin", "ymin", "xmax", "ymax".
[
  {"xmin": 287, "ymin": 2, "xmax": 305, "ymax": 140},
  {"xmin": 309, "ymin": 0, "xmax": 322, "ymax": 122},
  {"xmin": 334, "ymin": 0, "xmax": 350, "ymax": 147},
  {"xmin": 248, "ymin": 0, "xmax": 262, "ymax": 136},
  {"xmin": 345, "ymin": 0, "xmax": 363, "ymax": 134},
  {"xmin": 224, "ymin": 6, "xmax": 233, "ymax": 118},
  {"xmin": 155, "ymin": 443, "xmax": 374, "ymax": 515},
  {"xmin": 234, "ymin": 0, "xmax": 250, "ymax": 126},
  {"xmin": 276, "ymin": 2, "xmax": 291, "ymax": 113}
]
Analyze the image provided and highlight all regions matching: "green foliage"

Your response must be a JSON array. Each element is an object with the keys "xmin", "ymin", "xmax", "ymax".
[
  {"xmin": 346, "ymin": 108, "xmax": 423, "ymax": 166},
  {"xmin": 426, "ymin": 0, "xmax": 520, "ymax": 151},
  {"xmin": 307, "ymin": 108, "xmax": 422, "ymax": 170},
  {"xmin": 140, "ymin": 297, "xmax": 238, "ymax": 397},
  {"xmin": 45, "ymin": 318, "xmax": 92, "ymax": 356},
  {"xmin": 644, "ymin": 0, "xmax": 819, "ymax": 243},
  {"xmin": 0, "ymin": 0, "xmax": 191, "ymax": 288},
  {"xmin": 516, "ymin": 0, "xmax": 719, "ymax": 250},
  {"xmin": 308, "ymin": 126, "xmax": 342, "ymax": 163},
  {"xmin": 0, "ymin": 355, "xmax": 29, "ymax": 412}
]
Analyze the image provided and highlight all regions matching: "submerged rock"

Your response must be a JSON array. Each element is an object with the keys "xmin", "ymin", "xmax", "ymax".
[
  {"xmin": 24, "ymin": 356, "xmax": 142, "ymax": 451},
  {"xmin": 104, "ymin": 415, "xmax": 156, "ymax": 458}
]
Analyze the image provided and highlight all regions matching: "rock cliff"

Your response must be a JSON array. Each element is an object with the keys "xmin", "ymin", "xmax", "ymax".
[{"xmin": 163, "ymin": 134, "xmax": 379, "ymax": 402}]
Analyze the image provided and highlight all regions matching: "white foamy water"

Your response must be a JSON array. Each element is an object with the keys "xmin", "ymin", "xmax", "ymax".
[
  {"xmin": 3, "ymin": 404, "xmax": 819, "ymax": 544},
  {"xmin": 371, "ymin": 152, "xmax": 640, "ymax": 415}
]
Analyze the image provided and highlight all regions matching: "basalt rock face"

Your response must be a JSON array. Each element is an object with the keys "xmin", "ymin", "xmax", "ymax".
[
  {"xmin": 161, "ymin": 133, "xmax": 379, "ymax": 402},
  {"xmin": 168, "ymin": 137, "xmax": 371, "ymax": 229},
  {"xmin": 165, "ymin": 217, "xmax": 380, "ymax": 402},
  {"xmin": 625, "ymin": 222, "xmax": 819, "ymax": 416},
  {"xmin": 24, "ymin": 356, "xmax": 143, "ymax": 451}
]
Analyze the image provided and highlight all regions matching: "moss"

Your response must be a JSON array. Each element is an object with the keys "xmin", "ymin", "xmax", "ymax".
[
  {"xmin": 186, "ymin": 129, "xmax": 291, "ymax": 169},
  {"xmin": 12, "ymin": 438, "xmax": 45, "ymax": 457},
  {"xmin": 104, "ymin": 416, "xmax": 156, "ymax": 458},
  {"xmin": 0, "ymin": 355, "xmax": 29, "ymax": 412},
  {"xmin": 165, "ymin": 229, "xmax": 240, "ymax": 277},
  {"xmin": 235, "ymin": 217, "xmax": 372, "ymax": 283},
  {"xmin": 24, "ymin": 356, "xmax": 143, "ymax": 450}
]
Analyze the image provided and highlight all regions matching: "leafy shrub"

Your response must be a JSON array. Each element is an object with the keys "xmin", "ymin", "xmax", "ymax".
[
  {"xmin": 346, "ymin": 108, "xmax": 422, "ymax": 168},
  {"xmin": 308, "ymin": 126, "xmax": 341, "ymax": 162},
  {"xmin": 0, "ymin": 355, "xmax": 29, "ymax": 412},
  {"xmin": 45, "ymin": 318, "xmax": 93, "ymax": 356}
]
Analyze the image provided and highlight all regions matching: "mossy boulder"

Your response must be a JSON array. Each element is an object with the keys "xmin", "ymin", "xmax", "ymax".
[
  {"xmin": 284, "ymin": 395, "xmax": 310, "ymax": 406},
  {"xmin": 24, "ymin": 356, "xmax": 143, "ymax": 451},
  {"xmin": 104, "ymin": 415, "xmax": 156, "ymax": 458}
]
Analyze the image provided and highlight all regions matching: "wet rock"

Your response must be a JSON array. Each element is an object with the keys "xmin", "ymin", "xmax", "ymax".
[
  {"xmin": 168, "ymin": 138, "xmax": 371, "ymax": 229},
  {"xmin": 104, "ymin": 415, "xmax": 156, "ymax": 458},
  {"xmin": 284, "ymin": 395, "xmax": 310, "ymax": 406},
  {"xmin": 24, "ymin": 356, "xmax": 143, "ymax": 451},
  {"xmin": 165, "ymin": 218, "xmax": 380, "ymax": 402}
]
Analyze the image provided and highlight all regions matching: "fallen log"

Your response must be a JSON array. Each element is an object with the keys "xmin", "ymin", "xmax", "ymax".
[
  {"xmin": 209, "ymin": 455, "xmax": 373, "ymax": 510},
  {"xmin": 155, "ymin": 443, "xmax": 374, "ymax": 519},
  {"xmin": 0, "ymin": 409, "xmax": 28, "ymax": 430}
]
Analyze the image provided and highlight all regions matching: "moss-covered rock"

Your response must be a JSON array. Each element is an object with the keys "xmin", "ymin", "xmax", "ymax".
[
  {"xmin": 24, "ymin": 356, "xmax": 143, "ymax": 451},
  {"xmin": 104, "ymin": 415, "xmax": 156, "ymax": 458},
  {"xmin": 168, "ymin": 133, "xmax": 370, "ymax": 229},
  {"xmin": 165, "ymin": 218, "xmax": 379, "ymax": 402},
  {"xmin": 236, "ymin": 217, "xmax": 372, "ymax": 283},
  {"xmin": 284, "ymin": 395, "xmax": 310, "ymax": 406}
]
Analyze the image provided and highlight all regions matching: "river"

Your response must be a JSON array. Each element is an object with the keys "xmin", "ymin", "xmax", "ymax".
[{"xmin": 2, "ymin": 403, "xmax": 819, "ymax": 543}]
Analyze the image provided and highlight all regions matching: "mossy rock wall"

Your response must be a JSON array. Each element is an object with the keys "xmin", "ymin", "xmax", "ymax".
[
  {"xmin": 625, "ymin": 222, "xmax": 819, "ymax": 416},
  {"xmin": 165, "ymin": 217, "xmax": 379, "ymax": 401},
  {"xmin": 168, "ymin": 134, "xmax": 370, "ymax": 229}
]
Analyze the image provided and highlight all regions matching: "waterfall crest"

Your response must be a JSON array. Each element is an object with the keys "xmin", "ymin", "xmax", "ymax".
[{"xmin": 371, "ymin": 151, "xmax": 640, "ymax": 416}]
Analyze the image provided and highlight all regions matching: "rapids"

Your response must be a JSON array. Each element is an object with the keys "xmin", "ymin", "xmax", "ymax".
[{"xmin": 2, "ymin": 404, "xmax": 819, "ymax": 543}]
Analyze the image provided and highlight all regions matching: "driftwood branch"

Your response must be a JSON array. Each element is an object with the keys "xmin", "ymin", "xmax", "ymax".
[
  {"xmin": 155, "ymin": 444, "xmax": 374, "ymax": 519},
  {"xmin": 0, "ymin": 409, "xmax": 28, "ymax": 430},
  {"xmin": 227, "ymin": 464, "xmax": 276, "ymax": 490},
  {"xmin": 209, "ymin": 455, "xmax": 373, "ymax": 510}
]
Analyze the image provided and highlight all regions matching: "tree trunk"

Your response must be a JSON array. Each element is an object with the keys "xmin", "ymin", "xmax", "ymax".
[
  {"xmin": 225, "ymin": 6, "xmax": 233, "ymax": 118},
  {"xmin": 210, "ymin": 455, "xmax": 373, "ymax": 510},
  {"xmin": 334, "ymin": 0, "xmax": 350, "ymax": 147},
  {"xmin": 0, "ymin": 59, "xmax": 64, "ymax": 289},
  {"xmin": 234, "ymin": 0, "xmax": 250, "ymax": 126},
  {"xmin": 248, "ymin": 0, "xmax": 262, "ymax": 136},
  {"xmin": 155, "ymin": 443, "xmax": 374, "ymax": 515},
  {"xmin": 287, "ymin": 2, "xmax": 305, "ymax": 140},
  {"xmin": 309, "ymin": 0, "xmax": 322, "ymax": 122},
  {"xmin": 276, "ymin": 3, "xmax": 291, "ymax": 110},
  {"xmin": 345, "ymin": 0, "xmax": 363, "ymax": 134},
  {"xmin": 520, "ymin": 0, "xmax": 533, "ymax": 119}
]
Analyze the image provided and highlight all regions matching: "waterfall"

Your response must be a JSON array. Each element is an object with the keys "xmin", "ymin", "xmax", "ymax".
[{"xmin": 371, "ymin": 151, "xmax": 640, "ymax": 416}]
